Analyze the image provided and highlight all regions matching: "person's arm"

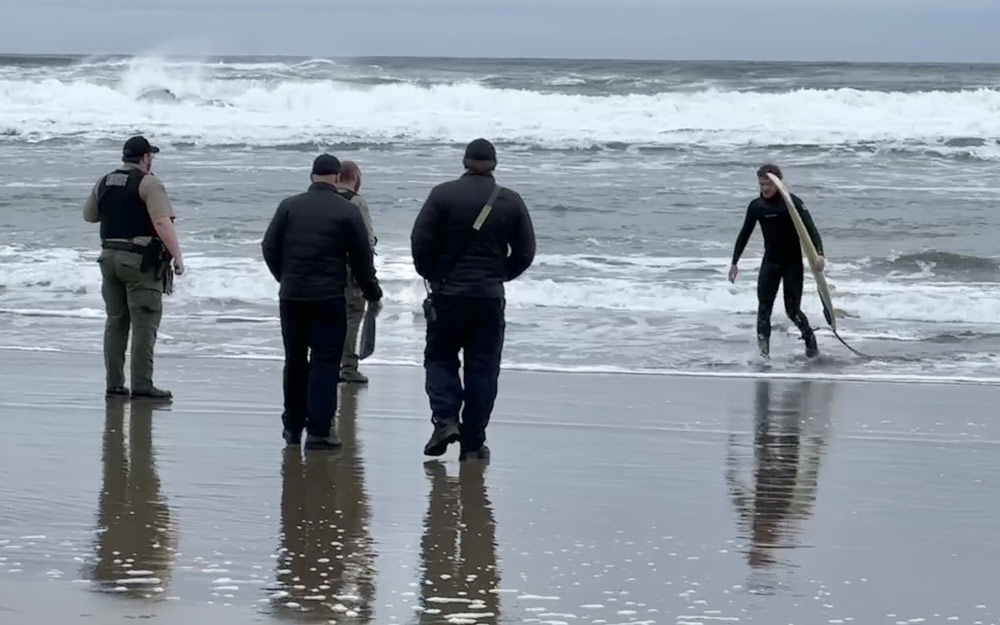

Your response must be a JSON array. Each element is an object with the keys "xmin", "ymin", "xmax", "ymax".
[
  {"xmin": 505, "ymin": 191, "xmax": 536, "ymax": 280},
  {"xmin": 410, "ymin": 188, "xmax": 444, "ymax": 280},
  {"xmin": 153, "ymin": 218, "xmax": 184, "ymax": 272},
  {"xmin": 729, "ymin": 203, "xmax": 758, "ymax": 282},
  {"xmin": 83, "ymin": 181, "xmax": 100, "ymax": 223},
  {"xmin": 140, "ymin": 176, "xmax": 185, "ymax": 274},
  {"xmin": 344, "ymin": 208, "xmax": 382, "ymax": 303},
  {"xmin": 261, "ymin": 202, "xmax": 288, "ymax": 282},
  {"xmin": 731, "ymin": 203, "xmax": 758, "ymax": 265},
  {"xmin": 354, "ymin": 196, "xmax": 376, "ymax": 249}
]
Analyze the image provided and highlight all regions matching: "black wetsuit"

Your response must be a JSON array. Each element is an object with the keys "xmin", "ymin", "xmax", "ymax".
[{"xmin": 731, "ymin": 192, "xmax": 824, "ymax": 341}]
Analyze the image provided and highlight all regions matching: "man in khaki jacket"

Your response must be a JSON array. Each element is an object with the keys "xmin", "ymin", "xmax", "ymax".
[
  {"xmin": 333, "ymin": 160, "xmax": 376, "ymax": 384},
  {"xmin": 84, "ymin": 136, "xmax": 185, "ymax": 401}
]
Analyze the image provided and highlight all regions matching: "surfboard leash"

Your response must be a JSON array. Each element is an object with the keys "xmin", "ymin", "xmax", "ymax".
[{"xmin": 830, "ymin": 329, "xmax": 874, "ymax": 359}]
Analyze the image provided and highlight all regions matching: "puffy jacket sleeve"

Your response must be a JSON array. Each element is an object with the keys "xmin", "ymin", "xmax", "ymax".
[
  {"xmin": 505, "ymin": 190, "xmax": 536, "ymax": 281},
  {"xmin": 262, "ymin": 201, "xmax": 288, "ymax": 282},
  {"xmin": 411, "ymin": 186, "xmax": 444, "ymax": 280}
]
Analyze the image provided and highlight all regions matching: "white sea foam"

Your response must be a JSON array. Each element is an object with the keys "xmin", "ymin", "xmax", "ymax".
[
  {"xmin": 3, "ymin": 58, "xmax": 1000, "ymax": 151},
  {"xmin": 2, "ymin": 246, "xmax": 999, "ymax": 326}
]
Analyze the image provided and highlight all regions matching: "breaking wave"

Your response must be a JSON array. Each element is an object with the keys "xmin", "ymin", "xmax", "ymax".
[{"xmin": 3, "ymin": 57, "xmax": 1000, "ymax": 154}]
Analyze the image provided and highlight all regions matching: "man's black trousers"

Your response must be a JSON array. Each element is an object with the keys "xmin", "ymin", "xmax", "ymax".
[
  {"xmin": 424, "ymin": 295, "xmax": 505, "ymax": 452},
  {"xmin": 280, "ymin": 297, "xmax": 347, "ymax": 438}
]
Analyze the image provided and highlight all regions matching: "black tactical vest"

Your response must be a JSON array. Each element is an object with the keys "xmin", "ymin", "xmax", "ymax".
[{"xmin": 97, "ymin": 168, "xmax": 156, "ymax": 240}]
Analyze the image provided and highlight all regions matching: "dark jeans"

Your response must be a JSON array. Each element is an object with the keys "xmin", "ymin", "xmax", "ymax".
[
  {"xmin": 280, "ymin": 297, "xmax": 347, "ymax": 437},
  {"xmin": 756, "ymin": 260, "xmax": 813, "ymax": 339},
  {"xmin": 424, "ymin": 295, "xmax": 505, "ymax": 451}
]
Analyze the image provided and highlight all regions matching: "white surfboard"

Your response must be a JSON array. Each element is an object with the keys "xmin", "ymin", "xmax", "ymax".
[
  {"xmin": 765, "ymin": 173, "xmax": 837, "ymax": 331},
  {"xmin": 766, "ymin": 173, "xmax": 873, "ymax": 358}
]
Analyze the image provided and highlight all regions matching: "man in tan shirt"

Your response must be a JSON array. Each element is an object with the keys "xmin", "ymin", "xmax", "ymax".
[
  {"xmin": 84, "ymin": 135, "xmax": 185, "ymax": 401},
  {"xmin": 334, "ymin": 160, "xmax": 376, "ymax": 384}
]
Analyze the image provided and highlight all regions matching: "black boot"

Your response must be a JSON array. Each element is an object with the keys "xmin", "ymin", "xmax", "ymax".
[
  {"xmin": 757, "ymin": 334, "xmax": 770, "ymax": 359},
  {"xmin": 131, "ymin": 386, "xmax": 172, "ymax": 401},
  {"xmin": 804, "ymin": 332, "xmax": 819, "ymax": 358},
  {"xmin": 282, "ymin": 428, "xmax": 302, "ymax": 446},
  {"xmin": 423, "ymin": 423, "xmax": 460, "ymax": 457}
]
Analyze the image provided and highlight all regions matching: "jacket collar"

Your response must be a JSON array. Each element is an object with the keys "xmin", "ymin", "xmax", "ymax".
[{"xmin": 309, "ymin": 181, "xmax": 338, "ymax": 192}]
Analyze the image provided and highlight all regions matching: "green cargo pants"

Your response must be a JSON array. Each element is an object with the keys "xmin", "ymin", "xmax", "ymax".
[
  {"xmin": 97, "ymin": 248, "xmax": 164, "ymax": 392},
  {"xmin": 341, "ymin": 284, "xmax": 366, "ymax": 374}
]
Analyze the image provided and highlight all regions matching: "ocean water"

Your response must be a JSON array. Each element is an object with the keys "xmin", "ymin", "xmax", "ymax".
[{"xmin": 1, "ymin": 54, "xmax": 999, "ymax": 382}]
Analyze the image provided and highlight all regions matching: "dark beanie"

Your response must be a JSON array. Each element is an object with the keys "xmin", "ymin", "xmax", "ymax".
[
  {"xmin": 311, "ymin": 153, "xmax": 341, "ymax": 176},
  {"xmin": 464, "ymin": 138, "xmax": 496, "ymax": 163}
]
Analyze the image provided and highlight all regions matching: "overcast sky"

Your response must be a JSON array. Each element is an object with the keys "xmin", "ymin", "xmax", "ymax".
[{"xmin": 2, "ymin": 0, "xmax": 998, "ymax": 63}]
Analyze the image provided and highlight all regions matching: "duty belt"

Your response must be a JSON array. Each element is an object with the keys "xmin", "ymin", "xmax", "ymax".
[{"xmin": 101, "ymin": 240, "xmax": 146, "ymax": 252}]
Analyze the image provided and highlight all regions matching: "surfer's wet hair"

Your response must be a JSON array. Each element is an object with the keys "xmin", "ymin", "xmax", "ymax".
[{"xmin": 757, "ymin": 163, "xmax": 783, "ymax": 179}]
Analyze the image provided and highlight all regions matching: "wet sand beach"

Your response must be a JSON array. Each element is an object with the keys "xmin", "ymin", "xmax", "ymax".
[{"xmin": 1, "ymin": 349, "xmax": 998, "ymax": 624}]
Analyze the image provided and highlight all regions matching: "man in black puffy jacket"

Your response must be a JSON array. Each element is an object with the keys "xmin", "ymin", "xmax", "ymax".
[
  {"xmin": 411, "ymin": 139, "xmax": 536, "ymax": 462},
  {"xmin": 262, "ymin": 154, "xmax": 383, "ymax": 450}
]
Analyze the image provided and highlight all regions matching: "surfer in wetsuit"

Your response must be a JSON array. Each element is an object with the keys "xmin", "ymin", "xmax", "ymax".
[{"xmin": 728, "ymin": 164, "xmax": 825, "ymax": 359}]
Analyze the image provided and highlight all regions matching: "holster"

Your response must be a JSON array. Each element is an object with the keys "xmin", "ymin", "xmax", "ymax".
[
  {"xmin": 162, "ymin": 265, "xmax": 174, "ymax": 295},
  {"xmin": 422, "ymin": 295, "xmax": 436, "ymax": 322},
  {"xmin": 139, "ymin": 238, "xmax": 167, "ymax": 272},
  {"xmin": 142, "ymin": 239, "xmax": 175, "ymax": 295}
]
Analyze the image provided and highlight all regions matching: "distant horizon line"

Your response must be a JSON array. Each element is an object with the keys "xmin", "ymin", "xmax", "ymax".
[{"xmin": 1, "ymin": 50, "xmax": 997, "ymax": 67}]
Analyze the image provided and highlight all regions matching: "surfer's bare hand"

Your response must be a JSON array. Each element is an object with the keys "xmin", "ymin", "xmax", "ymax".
[
  {"xmin": 815, "ymin": 256, "xmax": 826, "ymax": 271},
  {"xmin": 368, "ymin": 300, "xmax": 383, "ymax": 316},
  {"xmin": 728, "ymin": 264, "xmax": 738, "ymax": 282}
]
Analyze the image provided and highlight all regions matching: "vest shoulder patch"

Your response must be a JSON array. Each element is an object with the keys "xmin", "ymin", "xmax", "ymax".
[{"xmin": 105, "ymin": 172, "xmax": 129, "ymax": 187}]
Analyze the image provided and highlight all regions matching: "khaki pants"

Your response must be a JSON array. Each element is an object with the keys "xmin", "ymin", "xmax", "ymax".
[
  {"xmin": 341, "ymin": 285, "xmax": 366, "ymax": 373},
  {"xmin": 97, "ymin": 248, "xmax": 164, "ymax": 391}
]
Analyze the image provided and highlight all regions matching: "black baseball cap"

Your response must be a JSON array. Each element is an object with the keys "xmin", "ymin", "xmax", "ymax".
[
  {"xmin": 122, "ymin": 135, "xmax": 160, "ymax": 159},
  {"xmin": 464, "ymin": 138, "xmax": 497, "ymax": 162},
  {"xmin": 311, "ymin": 153, "xmax": 341, "ymax": 176}
]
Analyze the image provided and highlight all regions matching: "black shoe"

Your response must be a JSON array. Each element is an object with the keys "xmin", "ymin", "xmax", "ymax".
[
  {"xmin": 757, "ymin": 335, "xmax": 770, "ymax": 359},
  {"xmin": 131, "ymin": 387, "xmax": 172, "ymax": 401},
  {"xmin": 106, "ymin": 386, "xmax": 130, "ymax": 398},
  {"xmin": 282, "ymin": 429, "xmax": 302, "ymax": 446},
  {"xmin": 423, "ymin": 424, "xmax": 461, "ymax": 457},
  {"xmin": 305, "ymin": 433, "xmax": 342, "ymax": 451},
  {"xmin": 804, "ymin": 333, "xmax": 819, "ymax": 358},
  {"xmin": 459, "ymin": 445, "xmax": 491, "ymax": 463}
]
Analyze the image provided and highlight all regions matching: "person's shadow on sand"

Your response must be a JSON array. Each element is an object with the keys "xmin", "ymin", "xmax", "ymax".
[
  {"xmin": 82, "ymin": 399, "xmax": 176, "ymax": 598},
  {"xmin": 725, "ymin": 379, "xmax": 835, "ymax": 593},
  {"xmin": 271, "ymin": 385, "xmax": 376, "ymax": 621},
  {"xmin": 417, "ymin": 460, "xmax": 500, "ymax": 625}
]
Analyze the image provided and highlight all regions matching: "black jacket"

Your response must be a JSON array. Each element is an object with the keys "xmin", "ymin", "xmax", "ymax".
[
  {"xmin": 262, "ymin": 182, "xmax": 382, "ymax": 301},
  {"xmin": 731, "ymin": 192, "xmax": 824, "ymax": 266},
  {"xmin": 411, "ymin": 172, "xmax": 536, "ymax": 297}
]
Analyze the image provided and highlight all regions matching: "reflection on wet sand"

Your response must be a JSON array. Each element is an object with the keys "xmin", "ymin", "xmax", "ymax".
[
  {"xmin": 418, "ymin": 461, "xmax": 499, "ymax": 625},
  {"xmin": 272, "ymin": 386, "xmax": 376, "ymax": 622},
  {"xmin": 726, "ymin": 380, "xmax": 834, "ymax": 591},
  {"xmin": 83, "ymin": 399, "xmax": 176, "ymax": 597}
]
